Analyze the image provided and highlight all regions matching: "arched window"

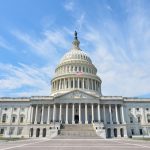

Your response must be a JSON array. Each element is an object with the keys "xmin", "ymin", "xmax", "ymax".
[
  {"xmin": 2, "ymin": 114, "xmax": 7, "ymax": 123},
  {"xmin": 12, "ymin": 115, "xmax": 17, "ymax": 123},
  {"xmin": 20, "ymin": 115, "xmax": 25, "ymax": 123},
  {"xmin": 147, "ymin": 114, "xmax": 150, "ymax": 123}
]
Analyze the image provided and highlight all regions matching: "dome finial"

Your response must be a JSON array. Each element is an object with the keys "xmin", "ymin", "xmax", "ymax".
[
  {"xmin": 74, "ymin": 31, "xmax": 77, "ymax": 40},
  {"xmin": 72, "ymin": 31, "xmax": 80, "ymax": 50}
]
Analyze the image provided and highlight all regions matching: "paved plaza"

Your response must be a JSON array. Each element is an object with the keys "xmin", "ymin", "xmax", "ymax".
[{"xmin": 0, "ymin": 138, "xmax": 150, "ymax": 150}]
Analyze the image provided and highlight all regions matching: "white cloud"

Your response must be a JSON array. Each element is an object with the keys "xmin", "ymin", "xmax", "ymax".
[
  {"xmin": 64, "ymin": 1, "xmax": 74, "ymax": 11},
  {"xmin": 0, "ymin": 63, "xmax": 52, "ymax": 96},
  {"xmin": 0, "ymin": 36, "xmax": 13, "ymax": 50}
]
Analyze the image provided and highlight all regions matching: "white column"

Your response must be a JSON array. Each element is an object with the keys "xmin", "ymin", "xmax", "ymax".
[
  {"xmin": 17, "ymin": 107, "xmax": 21, "ymax": 124},
  {"xmin": 79, "ymin": 103, "xmax": 82, "ymax": 124},
  {"xmin": 103, "ymin": 105, "xmax": 106, "ymax": 124},
  {"xmin": 111, "ymin": 128, "xmax": 114, "ymax": 138},
  {"xmin": 78, "ymin": 78, "xmax": 79, "ymax": 88},
  {"xmin": 41, "ymin": 105, "xmax": 44, "ymax": 124},
  {"xmin": 115, "ymin": 104, "xmax": 119, "ymax": 124},
  {"xmin": 47, "ymin": 105, "xmax": 50, "ymax": 124},
  {"xmin": 59, "ymin": 79, "xmax": 62, "ymax": 89},
  {"xmin": 109, "ymin": 104, "xmax": 113, "ymax": 124},
  {"xmin": 34, "ymin": 105, "xmax": 38, "ymax": 124},
  {"xmin": 65, "ymin": 104, "xmax": 68, "ymax": 124},
  {"xmin": 64, "ymin": 79, "xmax": 66, "ymax": 89},
  {"xmin": 121, "ymin": 105, "xmax": 125, "ymax": 124},
  {"xmin": 85, "ymin": 104, "xmax": 88, "ymax": 124},
  {"xmin": 91, "ymin": 80, "xmax": 93, "ymax": 90},
  {"xmin": 88, "ymin": 79, "xmax": 90, "ymax": 90},
  {"xmin": 94, "ymin": 80, "xmax": 96, "ymax": 91},
  {"xmin": 53, "ymin": 104, "xmax": 56, "ymax": 122},
  {"xmin": 91, "ymin": 104, "xmax": 94, "ymax": 123},
  {"xmin": 98, "ymin": 104, "xmax": 101, "ymax": 123},
  {"xmin": 82, "ymin": 78, "xmax": 84, "ymax": 89},
  {"xmin": 27, "ymin": 105, "xmax": 32, "ymax": 124},
  {"xmin": 0, "ymin": 108, "xmax": 2, "ymax": 123},
  {"xmin": 59, "ymin": 104, "xmax": 62, "ymax": 122},
  {"xmin": 73, "ymin": 78, "xmax": 75, "ymax": 89},
  {"xmin": 72, "ymin": 104, "xmax": 75, "ymax": 124}
]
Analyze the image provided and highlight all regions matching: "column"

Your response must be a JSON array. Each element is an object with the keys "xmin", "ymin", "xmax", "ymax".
[
  {"xmin": 88, "ymin": 78, "xmax": 90, "ymax": 90},
  {"xmin": 65, "ymin": 104, "xmax": 68, "ymax": 124},
  {"xmin": 69, "ymin": 78, "xmax": 71, "ymax": 89},
  {"xmin": 85, "ymin": 104, "xmax": 88, "ymax": 124},
  {"xmin": 109, "ymin": 104, "xmax": 113, "ymax": 124},
  {"xmin": 59, "ymin": 79, "xmax": 62, "ymax": 89},
  {"xmin": 17, "ymin": 107, "xmax": 21, "ymax": 124},
  {"xmin": 103, "ymin": 105, "xmax": 106, "ymax": 124},
  {"xmin": 79, "ymin": 103, "xmax": 82, "ymax": 124},
  {"xmin": 72, "ymin": 104, "xmax": 75, "ymax": 124},
  {"xmin": 53, "ymin": 104, "xmax": 56, "ymax": 122},
  {"xmin": 73, "ymin": 78, "xmax": 75, "ymax": 89},
  {"xmin": 41, "ymin": 105, "xmax": 44, "ymax": 124},
  {"xmin": 98, "ymin": 104, "xmax": 101, "ymax": 123},
  {"xmin": 0, "ymin": 108, "xmax": 2, "ymax": 123},
  {"xmin": 78, "ymin": 78, "xmax": 79, "ymax": 88},
  {"xmin": 142, "ymin": 107, "xmax": 146, "ymax": 124},
  {"xmin": 82, "ymin": 78, "xmax": 84, "ymax": 89},
  {"xmin": 91, "ymin": 80, "xmax": 93, "ymax": 90},
  {"xmin": 111, "ymin": 128, "xmax": 114, "ymax": 138},
  {"xmin": 95, "ymin": 80, "xmax": 96, "ymax": 91},
  {"xmin": 9, "ymin": 107, "xmax": 13, "ymax": 124},
  {"xmin": 34, "ymin": 105, "xmax": 38, "ymax": 124},
  {"xmin": 121, "ymin": 105, "xmax": 125, "ymax": 124},
  {"xmin": 91, "ymin": 104, "xmax": 94, "ymax": 123},
  {"xmin": 47, "ymin": 105, "xmax": 50, "ymax": 124},
  {"xmin": 64, "ymin": 79, "xmax": 66, "ymax": 89},
  {"xmin": 59, "ymin": 104, "xmax": 62, "ymax": 122},
  {"xmin": 115, "ymin": 104, "xmax": 119, "ymax": 124},
  {"xmin": 27, "ymin": 105, "xmax": 32, "ymax": 124}
]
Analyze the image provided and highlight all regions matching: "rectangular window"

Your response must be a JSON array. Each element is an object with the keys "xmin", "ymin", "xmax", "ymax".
[
  {"xmin": 20, "ymin": 117, "xmax": 24, "ymax": 123},
  {"xmin": 138, "ymin": 117, "xmax": 141, "ymax": 123},
  {"xmin": 130, "ymin": 117, "xmax": 133, "ymax": 123},
  {"xmin": 131, "ymin": 129, "xmax": 134, "ymax": 135},
  {"xmin": 12, "ymin": 117, "xmax": 16, "ymax": 123},
  {"xmin": 139, "ymin": 129, "xmax": 143, "ymax": 135}
]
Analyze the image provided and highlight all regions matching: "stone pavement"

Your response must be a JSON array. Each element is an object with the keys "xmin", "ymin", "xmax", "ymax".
[{"xmin": 0, "ymin": 138, "xmax": 150, "ymax": 150}]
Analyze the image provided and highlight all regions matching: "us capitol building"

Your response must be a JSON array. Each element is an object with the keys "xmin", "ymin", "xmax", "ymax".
[{"xmin": 0, "ymin": 32, "xmax": 150, "ymax": 139}]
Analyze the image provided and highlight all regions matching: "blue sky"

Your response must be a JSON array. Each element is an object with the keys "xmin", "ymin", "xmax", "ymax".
[{"xmin": 0, "ymin": 0, "xmax": 150, "ymax": 97}]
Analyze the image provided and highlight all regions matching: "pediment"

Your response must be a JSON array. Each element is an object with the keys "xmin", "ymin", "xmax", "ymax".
[{"xmin": 54, "ymin": 90, "xmax": 99, "ymax": 101}]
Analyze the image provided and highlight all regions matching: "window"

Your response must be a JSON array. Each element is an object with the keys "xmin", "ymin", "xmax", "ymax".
[
  {"xmin": 139, "ymin": 129, "xmax": 143, "ymax": 135},
  {"xmin": 131, "ymin": 129, "xmax": 134, "ymax": 135},
  {"xmin": 14, "ymin": 108, "xmax": 17, "ymax": 111},
  {"xmin": 136, "ymin": 108, "xmax": 139, "ymax": 111},
  {"xmin": 21, "ymin": 108, "xmax": 25, "ymax": 111},
  {"xmin": 12, "ymin": 116, "xmax": 16, "ymax": 123},
  {"xmin": 4, "ymin": 108, "xmax": 7, "ymax": 111},
  {"xmin": 20, "ymin": 117, "xmax": 24, "ymax": 123},
  {"xmin": 138, "ymin": 116, "xmax": 141, "ymax": 123},
  {"xmin": 129, "ymin": 108, "xmax": 131, "ymax": 111},
  {"xmin": 130, "ymin": 117, "xmax": 133, "ymax": 123},
  {"xmin": 0, "ymin": 129, "xmax": 4, "ymax": 134},
  {"xmin": 146, "ymin": 108, "xmax": 149, "ymax": 111},
  {"xmin": 2, "ymin": 114, "xmax": 6, "ymax": 123},
  {"xmin": 9, "ymin": 127, "xmax": 15, "ymax": 135},
  {"xmin": 17, "ymin": 128, "xmax": 23, "ymax": 135},
  {"xmin": 147, "ymin": 114, "xmax": 150, "ymax": 123}
]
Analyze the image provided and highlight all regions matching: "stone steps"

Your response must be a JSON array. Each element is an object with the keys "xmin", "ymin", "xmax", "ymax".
[{"xmin": 55, "ymin": 124, "xmax": 101, "ymax": 139}]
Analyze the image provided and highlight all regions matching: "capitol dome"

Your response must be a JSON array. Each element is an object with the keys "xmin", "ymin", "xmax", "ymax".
[{"xmin": 51, "ymin": 31, "xmax": 102, "ymax": 96}]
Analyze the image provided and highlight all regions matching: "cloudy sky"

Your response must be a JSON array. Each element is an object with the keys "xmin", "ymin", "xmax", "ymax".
[{"xmin": 0, "ymin": 0, "xmax": 150, "ymax": 97}]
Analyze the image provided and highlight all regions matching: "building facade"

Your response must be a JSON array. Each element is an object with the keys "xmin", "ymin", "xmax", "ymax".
[{"xmin": 0, "ymin": 32, "xmax": 150, "ymax": 139}]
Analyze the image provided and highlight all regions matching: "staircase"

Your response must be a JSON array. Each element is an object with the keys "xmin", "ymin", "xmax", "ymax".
[{"xmin": 55, "ymin": 124, "xmax": 101, "ymax": 139}]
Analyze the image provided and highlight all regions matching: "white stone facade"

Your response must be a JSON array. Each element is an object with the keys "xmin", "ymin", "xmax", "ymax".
[{"xmin": 0, "ymin": 32, "xmax": 150, "ymax": 139}]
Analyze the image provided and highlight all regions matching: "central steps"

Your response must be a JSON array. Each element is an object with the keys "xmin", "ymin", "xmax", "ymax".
[{"xmin": 55, "ymin": 124, "xmax": 101, "ymax": 139}]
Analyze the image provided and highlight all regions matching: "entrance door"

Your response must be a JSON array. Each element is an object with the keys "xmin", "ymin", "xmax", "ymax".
[{"xmin": 74, "ymin": 115, "xmax": 79, "ymax": 124}]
